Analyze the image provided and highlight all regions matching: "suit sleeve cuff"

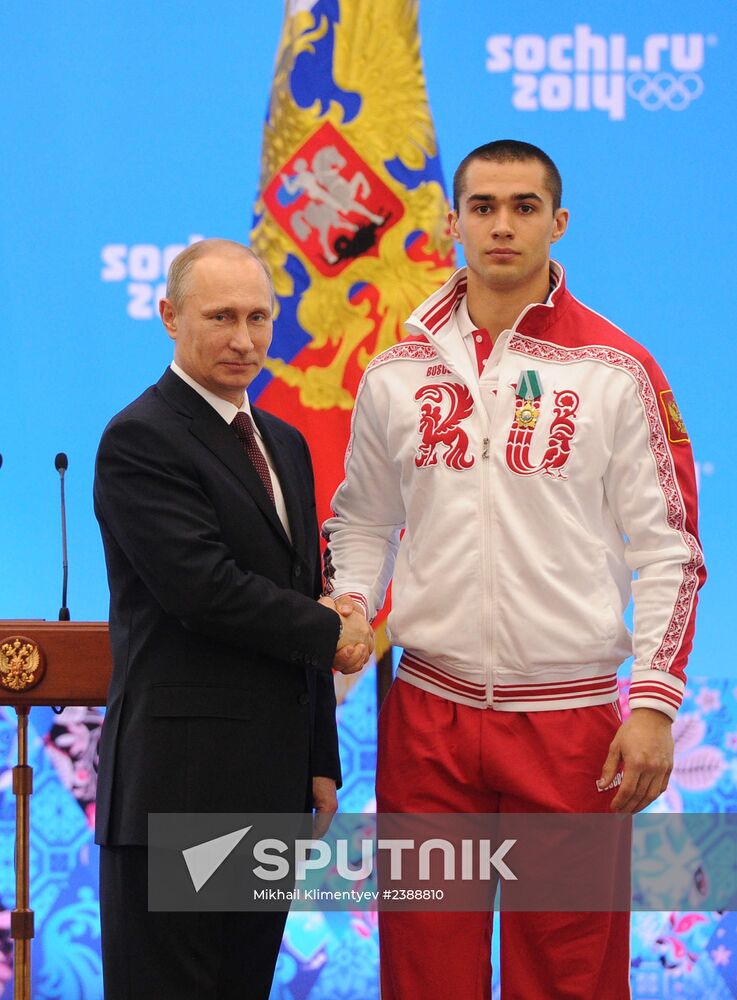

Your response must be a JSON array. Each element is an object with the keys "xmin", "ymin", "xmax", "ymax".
[
  {"xmin": 628, "ymin": 669, "xmax": 685, "ymax": 721},
  {"xmin": 311, "ymin": 762, "xmax": 342, "ymax": 788}
]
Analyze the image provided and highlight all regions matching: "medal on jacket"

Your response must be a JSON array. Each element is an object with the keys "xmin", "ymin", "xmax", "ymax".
[
  {"xmin": 506, "ymin": 370, "xmax": 580, "ymax": 479},
  {"xmin": 513, "ymin": 370, "xmax": 542, "ymax": 430}
]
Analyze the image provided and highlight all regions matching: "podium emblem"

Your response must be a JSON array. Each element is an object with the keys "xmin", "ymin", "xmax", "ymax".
[{"xmin": 0, "ymin": 637, "xmax": 46, "ymax": 692}]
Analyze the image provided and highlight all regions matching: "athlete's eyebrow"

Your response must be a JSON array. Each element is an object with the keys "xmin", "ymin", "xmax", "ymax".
[{"xmin": 466, "ymin": 192, "xmax": 544, "ymax": 204}]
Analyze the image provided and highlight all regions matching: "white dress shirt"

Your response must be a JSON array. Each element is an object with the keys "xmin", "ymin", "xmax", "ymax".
[{"xmin": 170, "ymin": 362, "xmax": 291, "ymax": 540}]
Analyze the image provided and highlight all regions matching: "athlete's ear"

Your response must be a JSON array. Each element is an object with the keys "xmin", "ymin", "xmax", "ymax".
[
  {"xmin": 448, "ymin": 209, "xmax": 462, "ymax": 243},
  {"xmin": 551, "ymin": 208, "xmax": 569, "ymax": 244}
]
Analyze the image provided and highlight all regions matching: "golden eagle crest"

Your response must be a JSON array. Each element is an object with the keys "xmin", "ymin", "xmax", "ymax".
[
  {"xmin": 251, "ymin": 0, "xmax": 456, "ymax": 412},
  {"xmin": 0, "ymin": 637, "xmax": 44, "ymax": 692}
]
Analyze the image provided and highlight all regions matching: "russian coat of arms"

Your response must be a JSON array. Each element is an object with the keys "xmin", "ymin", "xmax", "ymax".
[
  {"xmin": 263, "ymin": 121, "xmax": 404, "ymax": 276},
  {"xmin": 0, "ymin": 636, "xmax": 45, "ymax": 692}
]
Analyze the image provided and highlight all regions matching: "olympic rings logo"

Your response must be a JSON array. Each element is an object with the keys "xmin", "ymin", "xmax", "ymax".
[{"xmin": 627, "ymin": 73, "xmax": 704, "ymax": 111}]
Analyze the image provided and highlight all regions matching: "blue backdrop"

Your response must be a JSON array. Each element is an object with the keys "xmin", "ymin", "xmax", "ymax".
[{"xmin": 1, "ymin": 2, "xmax": 735, "ymax": 997}]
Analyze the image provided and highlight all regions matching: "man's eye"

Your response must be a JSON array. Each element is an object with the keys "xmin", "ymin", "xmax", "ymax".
[
  {"xmin": 475, "ymin": 205, "xmax": 491, "ymax": 214},
  {"xmin": 518, "ymin": 204, "xmax": 534, "ymax": 214}
]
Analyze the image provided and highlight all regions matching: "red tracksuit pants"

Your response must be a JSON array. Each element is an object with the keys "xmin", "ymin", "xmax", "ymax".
[{"xmin": 376, "ymin": 678, "xmax": 631, "ymax": 1000}]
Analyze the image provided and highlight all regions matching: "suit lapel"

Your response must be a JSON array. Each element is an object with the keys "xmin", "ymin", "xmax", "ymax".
[{"xmin": 156, "ymin": 370, "xmax": 292, "ymax": 549}]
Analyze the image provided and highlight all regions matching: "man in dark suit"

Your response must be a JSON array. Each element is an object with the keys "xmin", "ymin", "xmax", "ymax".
[{"xmin": 94, "ymin": 238, "xmax": 372, "ymax": 999}]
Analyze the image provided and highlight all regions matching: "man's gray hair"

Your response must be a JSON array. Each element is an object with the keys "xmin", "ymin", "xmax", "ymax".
[{"xmin": 165, "ymin": 238, "xmax": 274, "ymax": 309}]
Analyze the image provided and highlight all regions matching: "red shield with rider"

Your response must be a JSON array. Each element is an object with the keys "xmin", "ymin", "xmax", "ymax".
[{"xmin": 263, "ymin": 121, "xmax": 404, "ymax": 277}]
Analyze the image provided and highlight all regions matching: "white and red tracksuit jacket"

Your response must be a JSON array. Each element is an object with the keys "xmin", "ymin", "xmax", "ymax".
[{"xmin": 323, "ymin": 264, "xmax": 705, "ymax": 720}]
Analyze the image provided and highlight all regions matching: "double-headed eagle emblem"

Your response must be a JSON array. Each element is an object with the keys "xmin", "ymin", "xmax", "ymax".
[{"xmin": 0, "ymin": 638, "xmax": 44, "ymax": 692}]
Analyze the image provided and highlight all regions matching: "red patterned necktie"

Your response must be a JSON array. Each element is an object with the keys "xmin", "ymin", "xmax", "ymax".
[{"xmin": 232, "ymin": 412, "xmax": 275, "ymax": 503}]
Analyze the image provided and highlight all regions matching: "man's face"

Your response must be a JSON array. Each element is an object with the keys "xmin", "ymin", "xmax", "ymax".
[
  {"xmin": 160, "ymin": 252, "xmax": 273, "ymax": 405},
  {"xmin": 449, "ymin": 158, "xmax": 568, "ymax": 294}
]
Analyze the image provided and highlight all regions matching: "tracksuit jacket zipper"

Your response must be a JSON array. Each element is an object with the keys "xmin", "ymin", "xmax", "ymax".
[{"xmin": 411, "ymin": 323, "xmax": 509, "ymax": 709}]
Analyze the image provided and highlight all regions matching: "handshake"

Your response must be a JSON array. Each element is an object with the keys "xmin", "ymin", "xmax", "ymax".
[{"xmin": 318, "ymin": 595, "xmax": 374, "ymax": 674}]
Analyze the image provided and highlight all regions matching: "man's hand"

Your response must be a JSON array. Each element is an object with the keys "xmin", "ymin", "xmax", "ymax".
[
  {"xmin": 312, "ymin": 776, "xmax": 338, "ymax": 837},
  {"xmin": 318, "ymin": 595, "xmax": 374, "ymax": 675},
  {"xmin": 598, "ymin": 707, "xmax": 674, "ymax": 813},
  {"xmin": 335, "ymin": 597, "xmax": 374, "ymax": 673}
]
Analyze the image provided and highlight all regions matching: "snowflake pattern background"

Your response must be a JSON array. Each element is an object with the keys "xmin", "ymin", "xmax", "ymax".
[{"xmin": 0, "ymin": 673, "xmax": 734, "ymax": 998}]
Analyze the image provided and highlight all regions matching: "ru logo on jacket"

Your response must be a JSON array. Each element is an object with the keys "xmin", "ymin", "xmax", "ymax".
[{"xmin": 505, "ymin": 369, "xmax": 580, "ymax": 478}]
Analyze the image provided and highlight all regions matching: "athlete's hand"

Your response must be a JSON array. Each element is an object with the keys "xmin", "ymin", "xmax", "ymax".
[
  {"xmin": 598, "ymin": 707, "xmax": 674, "ymax": 813},
  {"xmin": 318, "ymin": 595, "xmax": 373, "ymax": 674}
]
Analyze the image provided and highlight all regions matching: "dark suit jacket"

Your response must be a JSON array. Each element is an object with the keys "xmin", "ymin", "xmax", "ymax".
[{"xmin": 93, "ymin": 368, "xmax": 341, "ymax": 846}]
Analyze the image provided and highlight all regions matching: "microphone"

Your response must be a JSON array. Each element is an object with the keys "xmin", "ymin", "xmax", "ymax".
[{"xmin": 55, "ymin": 453, "xmax": 70, "ymax": 621}]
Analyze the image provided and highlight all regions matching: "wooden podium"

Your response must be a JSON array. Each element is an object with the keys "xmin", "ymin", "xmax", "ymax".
[{"xmin": 0, "ymin": 621, "xmax": 112, "ymax": 1000}]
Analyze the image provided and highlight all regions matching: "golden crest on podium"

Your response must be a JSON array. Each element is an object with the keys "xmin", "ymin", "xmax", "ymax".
[{"xmin": 0, "ymin": 636, "xmax": 46, "ymax": 692}]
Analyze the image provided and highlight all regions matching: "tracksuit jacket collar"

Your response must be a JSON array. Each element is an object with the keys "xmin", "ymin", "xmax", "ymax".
[{"xmin": 405, "ymin": 260, "xmax": 570, "ymax": 342}]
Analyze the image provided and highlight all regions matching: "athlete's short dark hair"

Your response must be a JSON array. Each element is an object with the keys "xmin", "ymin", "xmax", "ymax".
[{"xmin": 452, "ymin": 140, "xmax": 562, "ymax": 213}]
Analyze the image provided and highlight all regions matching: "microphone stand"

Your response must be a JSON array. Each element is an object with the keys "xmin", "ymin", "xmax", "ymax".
[{"xmin": 55, "ymin": 454, "xmax": 70, "ymax": 621}]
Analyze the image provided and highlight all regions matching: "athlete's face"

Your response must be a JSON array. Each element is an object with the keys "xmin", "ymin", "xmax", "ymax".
[{"xmin": 449, "ymin": 158, "xmax": 568, "ymax": 295}]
